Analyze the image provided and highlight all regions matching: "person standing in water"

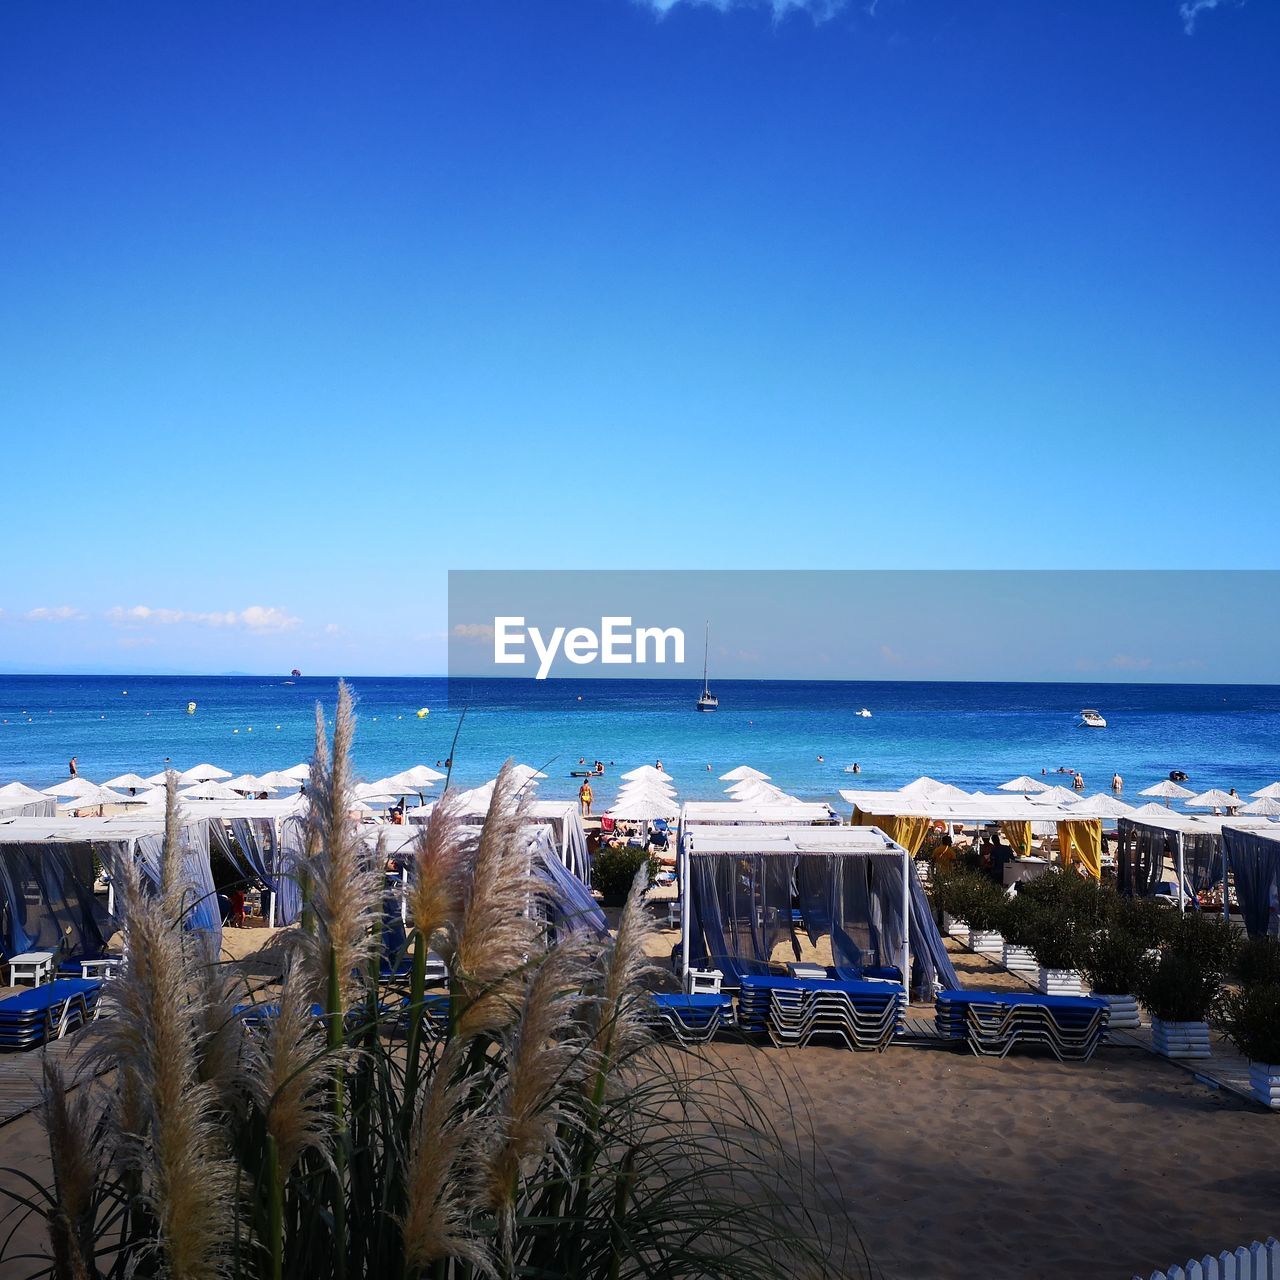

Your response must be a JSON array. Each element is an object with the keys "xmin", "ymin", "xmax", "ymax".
[
  {"xmin": 68, "ymin": 756, "xmax": 78, "ymax": 777},
  {"xmin": 578, "ymin": 778, "xmax": 593, "ymax": 818},
  {"xmin": 1112, "ymin": 772, "xmax": 1123, "ymax": 792}
]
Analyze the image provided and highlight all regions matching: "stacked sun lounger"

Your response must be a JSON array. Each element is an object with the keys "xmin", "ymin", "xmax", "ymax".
[
  {"xmin": 737, "ymin": 975, "xmax": 904, "ymax": 1052},
  {"xmin": 649, "ymin": 993, "xmax": 735, "ymax": 1045},
  {"xmin": 935, "ymin": 990, "xmax": 1108, "ymax": 1062},
  {"xmin": 0, "ymin": 979, "xmax": 105, "ymax": 1050}
]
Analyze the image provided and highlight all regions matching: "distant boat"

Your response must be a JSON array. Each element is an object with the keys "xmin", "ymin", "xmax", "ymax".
[
  {"xmin": 1080, "ymin": 708, "xmax": 1107, "ymax": 729},
  {"xmin": 696, "ymin": 622, "xmax": 718, "ymax": 712},
  {"xmin": 186, "ymin": 702, "xmax": 197, "ymax": 715},
  {"xmin": 855, "ymin": 708, "xmax": 872, "ymax": 718}
]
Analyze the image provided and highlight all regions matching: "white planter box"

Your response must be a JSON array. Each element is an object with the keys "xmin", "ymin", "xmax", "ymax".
[
  {"xmin": 1248, "ymin": 1062, "xmax": 1280, "ymax": 1110},
  {"xmin": 1151, "ymin": 1017, "xmax": 1211, "ymax": 1060},
  {"xmin": 1003, "ymin": 943, "xmax": 1038, "ymax": 975},
  {"xmin": 1038, "ymin": 967, "xmax": 1084, "ymax": 997},
  {"xmin": 943, "ymin": 913, "xmax": 965, "ymax": 939},
  {"xmin": 967, "ymin": 928, "xmax": 1005, "ymax": 960},
  {"xmin": 1094, "ymin": 993, "xmax": 1140, "ymax": 1033}
]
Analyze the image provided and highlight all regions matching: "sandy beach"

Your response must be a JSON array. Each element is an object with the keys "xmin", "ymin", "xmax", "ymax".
[{"xmin": 1, "ymin": 919, "xmax": 1274, "ymax": 1280}]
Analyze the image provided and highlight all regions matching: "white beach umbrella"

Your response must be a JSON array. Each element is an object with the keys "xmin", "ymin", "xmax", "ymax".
[
  {"xmin": 898, "ymin": 777, "xmax": 970, "ymax": 802},
  {"xmin": 620, "ymin": 765, "xmax": 674, "ymax": 783},
  {"xmin": 43, "ymin": 776, "xmax": 102, "ymax": 799},
  {"xmin": 1129, "ymin": 802, "xmax": 1180, "ymax": 818},
  {"xmin": 719, "ymin": 765, "xmax": 771, "ymax": 783},
  {"xmin": 998, "ymin": 775, "xmax": 1050, "ymax": 794},
  {"xmin": 56, "ymin": 783, "xmax": 127, "ymax": 809},
  {"xmin": 0, "ymin": 781, "xmax": 49, "ymax": 804},
  {"xmin": 178, "ymin": 763, "xmax": 232, "ymax": 784},
  {"xmin": 387, "ymin": 765, "xmax": 446, "ymax": 788},
  {"xmin": 104, "ymin": 772, "xmax": 152, "ymax": 792},
  {"xmin": 276, "ymin": 763, "xmax": 313, "ymax": 783},
  {"xmin": 224, "ymin": 773, "xmax": 277, "ymax": 795},
  {"xmin": 1028, "ymin": 785, "xmax": 1086, "ymax": 806},
  {"xmin": 727, "ymin": 779, "xmax": 784, "ymax": 800},
  {"xmin": 355, "ymin": 780, "xmax": 409, "ymax": 802},
  {"xmin": 1070, "ymin": 793, "xmax": 1135, "ymax": 819},
  {"xmin": 1139, "ymin": 780, "xmax": 1195, "ymax": 801},
  {"xmin": 179, "ymin": 780, "xmax": 245, "ymax": 801},
  {"xmin": 144, "ymin": 771, "xmax": 173, "ymax": 786},
  {"xmin": 608, "ymin": 792, "xmax": 679, "ymax": 821},
  {"xmin": 1238, "ymin": 797, "xmax": 1280, "ymax": 817},
  {"xmin": 1250, "ymin": 782, "xmax": 1280, "ymax": 800},
  {"xmin": 1185, "ymin": 788, "xmax": 1241, "ymax": 810}
]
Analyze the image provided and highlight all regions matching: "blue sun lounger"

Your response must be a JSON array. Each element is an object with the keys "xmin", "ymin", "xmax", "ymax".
[
  {"xmin": 935, "ymin": 990, "xmax": 1108, "ymax": 1061},
  {"xmin": 0, "ymin": 979, "xmax": 105, "ymax": 1050},
  {"xmin": 649, "ymin": 993, "xmax": 735, "ymax": 1045},
  {"xmin": 737, "ymin": 975, "xmax": 905, "ymax": 1052}
]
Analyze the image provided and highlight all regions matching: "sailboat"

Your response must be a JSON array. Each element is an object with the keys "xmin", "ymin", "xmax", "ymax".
[{"xmin": 696, "ymin": 622, "xmax": 718, "ymax": 711}]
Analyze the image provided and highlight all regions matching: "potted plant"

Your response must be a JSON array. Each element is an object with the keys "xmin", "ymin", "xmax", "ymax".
[
  {"xmin": 1019, "ymin": 901, "xmax": 1086, "ymax": 996},
  {"xmin": 591, "ymin": 842, "xmax": 658, "ymax": 908},
  {"xmin": 1235, "ymin": 937, "xmax": 1280, "ymax": 987},
  {"xmin": 959, "ymin": 878, "xmax": 1008, "ymax": 960},
  {"xmin": 1215, "ymin": 983, "xmax": 1280, "ymax": 1109},
  {"xmin": 1137, "ymin": 950, "xmax": 1220, "ymax": 1059},
  {"xmin": 999, "ymin": 893, "xmax": 1041, "ymax": 976},
  {"xmin": 1078, "ymin": 926, "xmax": 1146, "ymax": 1031}
]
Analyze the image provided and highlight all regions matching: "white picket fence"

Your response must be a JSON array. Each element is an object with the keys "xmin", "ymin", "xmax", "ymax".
[{"xmin": 1135, "ymin": 1237, "xmax": 1280, "ymax": 1280}]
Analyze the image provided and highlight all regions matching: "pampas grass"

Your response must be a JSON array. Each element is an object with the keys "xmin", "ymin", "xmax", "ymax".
[{"xmin": 3, "ymin": 692, "xmax": 860, "ymax": 1280}]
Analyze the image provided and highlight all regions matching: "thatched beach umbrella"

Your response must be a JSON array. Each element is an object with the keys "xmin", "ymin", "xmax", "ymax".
[
  {"xmin": 719, "ymin": 765, "xmax": 771, "ymax": 782},
  {"xmin": 998, "ymin": 775, "xmax": 1050, "ymax": 794}
]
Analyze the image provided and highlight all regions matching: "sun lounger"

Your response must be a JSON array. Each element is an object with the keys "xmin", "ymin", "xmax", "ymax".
[
  {"xmin": 0, "ymin": 978, "xmax": 104, "ymax": 1050},
  {"xmin": 649, "ymin": 993, "xmax": 735, "ymax": 1045},
  {"xmin": 737, "ymin": 975, "xmax": 905, "ymax": 1052},
  {"xmin": 935, "ymin": 990, "xmax": 1108, "ymax": 1061}
]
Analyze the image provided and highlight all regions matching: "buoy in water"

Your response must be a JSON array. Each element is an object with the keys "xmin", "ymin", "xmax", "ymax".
[{"xmin": 416, "ymin": 708, "xmax": 429, "ymax": 719}]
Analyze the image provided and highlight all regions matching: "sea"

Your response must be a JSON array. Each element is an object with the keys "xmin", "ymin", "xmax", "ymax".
[{"xmin": 2, "ymin": 675, "xmax": 1278, "ymax": 807}]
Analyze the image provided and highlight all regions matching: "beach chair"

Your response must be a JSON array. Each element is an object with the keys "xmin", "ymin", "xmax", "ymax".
[
  {"xmin": 0, "ymin": 979, "xmax": 105, "ymax": 1050},
  {"xmin": 737, "ymin": 975, "xmax": 905, "ymax": 1052},
  {"xmin": 648, "ymin": 993, "xmax": 735, "ymax": 1045},
  {"xmin": 934, "ymin": 991, "xmax": 1108, "ymax": 1062}
]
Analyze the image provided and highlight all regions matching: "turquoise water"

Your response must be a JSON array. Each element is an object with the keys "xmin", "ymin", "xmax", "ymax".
[{"xmin": 2, "ymin": 676, "xmax": 1278, "ymax": 807}]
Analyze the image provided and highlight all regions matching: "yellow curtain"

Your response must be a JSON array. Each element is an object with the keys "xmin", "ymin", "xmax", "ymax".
[
  {"xmin": 1056, "ymin": 819, "xmax": 1102, "ymax": 879},
  {"xmin": 999, "ymin": 821, "xmax": 1033, "ymax": 858},
  {"xmin": 853, "ymin": 809, "xmax": 933, "ymax": 857}
]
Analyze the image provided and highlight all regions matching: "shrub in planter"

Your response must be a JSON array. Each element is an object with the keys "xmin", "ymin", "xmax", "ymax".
[
  {"xmin": 1167, "ymin": 912, "xmax": 1239, "ymax": 979},
  {"xmin": 1016, "ymin": 901, "xmax": 1084, "ymax": 973},
  {"xmin": 1079, "ymin": 927, "xmax": 1147, "ymax": 997},
  {"xmin": 1137, "ymin": 950, "xmax": 1220, "ymax": 1024},
  {"xmin": 959, "ymin": 878, "xmax": 1009, "ymax": 934},
  {"xmin": 592, "ymin": 843, "xmax": 659, "ymax": 907},
  {"xmin": 1235, "ymin": 937, "xmax": 1280, "ymax": 988},
  {"xmin": 1214, "ymin": 982, "xmax": 1280, "ymax": 1065},
  {"xmin": 929, "ymin": 868, "xmax": 990, "ymax": 925},
  {"xmin": 1110, "ymin": 895, "xmax": 1175, "ymax": 951}
]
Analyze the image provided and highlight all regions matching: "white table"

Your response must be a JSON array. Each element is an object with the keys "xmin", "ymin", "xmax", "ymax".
[
  {"xmin": 8, "ymin": 951, "xmax": 54, "ymax": 986},
  {"xmin": 78, "ymin": 958, "xmax": 121, "ymax": 981}
]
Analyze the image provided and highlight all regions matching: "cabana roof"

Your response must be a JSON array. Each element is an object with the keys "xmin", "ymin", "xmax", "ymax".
[
  {"xmin": 680, "ymin": 801, "xmax": 837, "ymax": 826},
  {"xmin": 1122, "ymin": 813, "xmax": 1279, "ymax": 837},
  {"xmin": 0, "ymin": 815, "xmax": 174, "ymax": 843},
  {"xmin": 1224, "ymin": 823, "xmax": 1280, "ymax": 846},
  {"xmin": 683, "ymin": 824, "xmax": 905, "ymax": 857}
]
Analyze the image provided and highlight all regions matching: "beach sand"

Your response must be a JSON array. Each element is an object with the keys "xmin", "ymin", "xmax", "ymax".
[{"xmin": 2, "ymin": 924, "xmax": 1275, "ymax": 1280}]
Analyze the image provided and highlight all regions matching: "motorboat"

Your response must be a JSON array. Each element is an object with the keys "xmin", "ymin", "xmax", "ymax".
[
  {"xmin": 855, "ymin": 708, "xmax": 872, "ymax": 718},
  {"xmin": 1079, "ymin": 709, "xmax": 1107, "ymax": 729}
]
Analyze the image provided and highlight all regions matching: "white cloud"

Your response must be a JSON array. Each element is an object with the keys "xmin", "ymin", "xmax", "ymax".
[
  {"xmin": 106, "ymin": 604, "xmax": 300, "ymax": 631},
  {"xmin": 635, "ymin": 0, "xmax": 849, "ymax": 19},
  {"xmin": 1179, "ymin": 0, "xmax": 1241, "ymax": 34},
  {"xmin": 324, "ymin": 622, "xmax": 341, "ymax": 635},
  {"xmin": 451, "ymin": 622, "xmax": 495, "ymax": 641},
  {"xmin": 25, "ymin": 606, "xmax": 84, "ymax": 622}
]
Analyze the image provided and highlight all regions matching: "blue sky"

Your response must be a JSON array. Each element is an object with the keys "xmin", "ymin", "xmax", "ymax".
[{"xmin": 1, "ymin": 0, "xmax": 1276, "ymax": 675}]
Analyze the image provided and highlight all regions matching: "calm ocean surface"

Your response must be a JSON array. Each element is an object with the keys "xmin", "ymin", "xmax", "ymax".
[{"xmin": 1, "ymin": 675, "xmax": 1278, "ymax": 806}]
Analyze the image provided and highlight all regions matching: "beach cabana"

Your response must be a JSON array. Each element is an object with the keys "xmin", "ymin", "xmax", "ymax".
[
  {"xmin": 404, "ymin": 795, "xmax": 590, "ymax": 883},
  {"xmin": 680, "ymin": 801, "xmax": 838, "ymax": 827},
  {"xmin": 0, "ymin": 814, "xmax": 222, "ymax": 952},
  {"xmin": 677, "ymin": 823, "xmax": 957, "ymax": 1000},
  {"xmin": 1117, "ymin": 813, "xmax": 1279, "ymax": 913},
  {"xmin": 1221, "ymin": 825, "xmax": 1280, "ymax": 939}
]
